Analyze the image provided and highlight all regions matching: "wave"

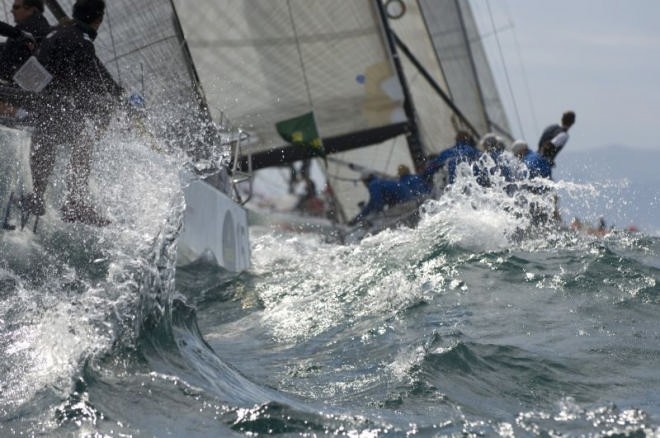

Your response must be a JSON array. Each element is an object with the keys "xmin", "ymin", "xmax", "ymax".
[
  {"xmin": 239, "ymin": 204, "xmax": 660, "ymax": 435},
  {"xmin": 1, "ymin": 116, "xmax": 396, "ymax": 436},
  {"xmin": 2, "ymin": 127, "xmax": 659, "ymax": 436},
  {"xmin": 0, "ymin": 116, "xmax": 186, "ymax": 433}
]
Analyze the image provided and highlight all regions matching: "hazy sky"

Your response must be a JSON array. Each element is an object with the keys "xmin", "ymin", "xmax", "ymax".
[{"xmin": 470, "ymin": 0, "xmax": 660, "ymax": 151}]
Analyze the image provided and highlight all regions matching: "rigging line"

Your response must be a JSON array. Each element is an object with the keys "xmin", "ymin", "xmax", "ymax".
[
  {"xmin": 485, "ymin": 0, "xmax": 524, "ymax": 139},
  {"xmin": 505, "ymin": 2, "xmax": 539, "ymax": 138},
  {"xmin": 479, "ymin": 23, "xmax": 514, "ymax": 40},
  {"xmin": 285, "ymin": 0, "xmax": 315, "ymax": 122},
  {"xmin": 284, "ymin": 0, "xmax": 327, "ymax": 177},
  {"xmin": 105, "ymin": 9, "xmax": 122, "ymax": 88},
  {"xmin": 455, "ymin": 0, "xmax": 489, "ymax": 136},
  {"xmin": 168, "ymin": 0, "xmax": 211, "ymax": 119},
  {"xmin": 283, "ymin": 2, "xmax": 347, "ymax": 223},
  {"xmin": 392, "ymin": 31, "xmax": 480, "ymax": 141},
  {"xmin": 385, "ymin": 134, "xmax": 403, "ymax": 174},
  {"xmin": 379, "ymin": 0, "xmax": 426, "ymax": 168},
  {"xmin": 284, "ymin": 0, "xmax": 344, "ymax": 223}
]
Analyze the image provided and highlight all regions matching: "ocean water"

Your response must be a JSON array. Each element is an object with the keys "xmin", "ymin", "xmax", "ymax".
[
  {"xmin": 555, "ymin": 146, "xmax": 660, "ymax": 236},
  {"xmin": 1, "ymin": 150, "xmax": 659, "ymax": 437}
]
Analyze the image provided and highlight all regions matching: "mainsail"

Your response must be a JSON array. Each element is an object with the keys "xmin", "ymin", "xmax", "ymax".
[
  {"xmin": 174, "ymin": 1, "xmax": 412, "ymax": 164},
  {"xmin": 172, "ymin": 0, "xmax": 512, "ymax": 223}
]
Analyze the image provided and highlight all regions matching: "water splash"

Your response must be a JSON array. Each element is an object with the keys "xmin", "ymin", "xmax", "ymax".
[{"xmin": 0, "ymin": 112, "xmax": 185, "ymax": 431}]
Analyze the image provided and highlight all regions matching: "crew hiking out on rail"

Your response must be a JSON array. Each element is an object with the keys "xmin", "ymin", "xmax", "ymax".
[{"xmin": 20, "ymin": 0, "xmax": 124, "ymax": 227}]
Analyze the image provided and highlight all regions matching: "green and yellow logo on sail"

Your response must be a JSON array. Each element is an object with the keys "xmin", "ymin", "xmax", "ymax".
[{"xmin": 275, "ymin": 111, "xmax": 324, "ymax": 155}]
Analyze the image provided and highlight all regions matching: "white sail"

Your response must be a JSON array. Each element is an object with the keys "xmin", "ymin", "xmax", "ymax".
[
  {"xmin": 385, "ymin": 0, "xmax": 458, "ymax": 154},
  {"xmin": 416, "ymin": 0, "xmax": 511, "ymax": 142}
]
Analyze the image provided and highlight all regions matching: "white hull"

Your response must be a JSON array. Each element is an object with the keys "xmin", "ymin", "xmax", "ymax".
[{"xmin": 179, "ymin": 177, "xmax": 251, "ymax": 271}]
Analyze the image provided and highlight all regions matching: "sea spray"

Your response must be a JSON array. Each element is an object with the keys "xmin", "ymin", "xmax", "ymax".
[{"xmin": 0, "ymin": 110, "xmax": 188, "ymax": 433}]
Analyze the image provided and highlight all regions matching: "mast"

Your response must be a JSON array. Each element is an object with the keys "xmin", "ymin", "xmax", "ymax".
[{"xmin": 374, "ymin": 0, "xmax": 427, "ymax": 171}]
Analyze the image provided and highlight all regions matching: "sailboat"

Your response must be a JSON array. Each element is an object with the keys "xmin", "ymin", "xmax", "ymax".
[
  {"xmin": 170, "ymin": 0, "xmax": 513, "ymax": 240},
  {"xmin": 0, "ymin": 0, "xmax": 250, "ymax": 271}
]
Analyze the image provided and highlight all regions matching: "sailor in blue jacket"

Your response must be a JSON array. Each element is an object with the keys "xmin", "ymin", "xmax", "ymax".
[
  {"xmin": 512, "ymin": 141, "xmax": 552, "ymax": 180},
  {"xmin": 524, "ymin": 152, "xmax": 551, "ymax": 179},
  {"xmin": 511, "ymin": 139, "xmax": 552, "ymax": 196},
  {"xmin": 511, "ymin": 139, "xmax": 558, "ymax": 223},
  {"xmin": 423, "ymin": 131, "xmax": 481, "ymax": 186},
  {"xmin": 475, "ymin": 133, "xmax": 514, "ymax": 187},
  {"xmin": 349, "ymin": 173, "xmax": 411, "ymax": 225},
  {"xmin": 397, "ymin": 164, "xmax": 431, "ymax": 198}
]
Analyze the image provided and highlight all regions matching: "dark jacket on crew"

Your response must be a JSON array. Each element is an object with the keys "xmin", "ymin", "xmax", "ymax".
[
  {"xmin": 0, "ymin": 13, "xmax": 51, "ymax": 81},
  {"xmin": 29, "ymin": 20, "xmax": 124, "ymax": 205},
  {"xmin": 37, "ymin": 20, "xmax": 123, "ymax": 118},
  {"xmin": 537, "ymin": 123, "xmax": 566, "ymax": 167}
]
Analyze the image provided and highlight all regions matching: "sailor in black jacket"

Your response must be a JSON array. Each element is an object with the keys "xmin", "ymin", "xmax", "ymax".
[
  {"xmin": 0, "ymin": 0, "xmax": 51, "ymax": 81},
  {"xmin": 36, "ymin": 12, "xmax": 123, "ymax": 116},
  {"xmin": 28, "ymin": 0, "xmax": 123, "ymax": 226}
]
